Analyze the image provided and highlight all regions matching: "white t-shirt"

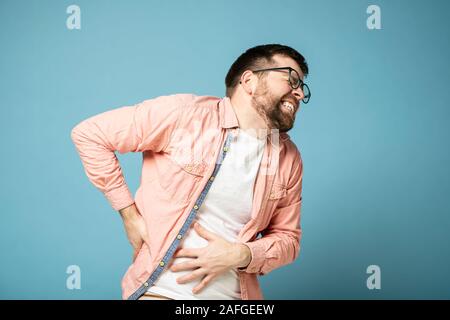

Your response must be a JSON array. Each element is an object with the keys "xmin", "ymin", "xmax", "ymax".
[{"xmin": 147, "ymin": 128, "xmax": 266, "ymax": 299}]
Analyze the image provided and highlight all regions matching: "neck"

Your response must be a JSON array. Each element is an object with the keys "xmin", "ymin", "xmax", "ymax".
[{"xmin": 230, "ymin": 95, "xmax": 269, "ymax": 139}]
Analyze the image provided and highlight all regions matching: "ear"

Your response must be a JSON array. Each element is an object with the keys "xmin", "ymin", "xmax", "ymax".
[{"xmin": 239, "ymin": 70, "xmax": 257, "ymax": 95}]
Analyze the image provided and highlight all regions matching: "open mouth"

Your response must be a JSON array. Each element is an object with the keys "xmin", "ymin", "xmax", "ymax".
[{"xmin": 281, "ymin": 100, "xmax": 295, "ymax": 114}]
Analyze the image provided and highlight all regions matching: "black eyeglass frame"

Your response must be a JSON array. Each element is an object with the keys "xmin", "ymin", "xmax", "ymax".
[{"xmin": 251, "ymin": 67, "xmax": 311, "ymax": 104}]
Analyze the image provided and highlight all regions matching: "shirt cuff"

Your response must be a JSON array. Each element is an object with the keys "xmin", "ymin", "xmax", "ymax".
[
  {"xmin": 104, "ymin": 184, "xmax": 135, "ymax": 211},
  {"xmin": 237, "ymin": 241, "xmax": 265, "ymax": 274}
]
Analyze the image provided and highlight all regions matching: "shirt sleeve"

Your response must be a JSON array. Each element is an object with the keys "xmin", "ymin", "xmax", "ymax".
[
  {"xmin": 70, "ymin": 94, "xmax": 191, "ymax": 211},
  {"xmin": 239, "ymin": 148, "xmax": 303, "ymax": 276}
]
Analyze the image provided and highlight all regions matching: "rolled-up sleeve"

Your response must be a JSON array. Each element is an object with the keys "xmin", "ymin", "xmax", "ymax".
[
  {"xmin": 241, "ymin": 149, "xmax": 303, "ymax": 276},
  {"xmin": 70, "ymin": 94, "xmax": 189, "ymax": 211}
]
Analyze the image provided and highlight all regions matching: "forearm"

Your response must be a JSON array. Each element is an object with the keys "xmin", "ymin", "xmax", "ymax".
[{"xmin": 71, "ymin": 112, "xmax": 135, "ymax": 211}]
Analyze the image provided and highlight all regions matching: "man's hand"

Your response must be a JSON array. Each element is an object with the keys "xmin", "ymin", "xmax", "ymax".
[
  {"xmin": 170, "ymin": 222, "xmax": 252, "ymax": 294},
  {"xmin": 119, "ymin": 203, "xmax": 150, "ymax": 262}
]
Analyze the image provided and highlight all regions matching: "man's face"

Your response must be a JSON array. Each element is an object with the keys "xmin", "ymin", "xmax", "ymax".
[{"xmin": 251, "ymin": 55, "xmax": 305, "ymax": 133}]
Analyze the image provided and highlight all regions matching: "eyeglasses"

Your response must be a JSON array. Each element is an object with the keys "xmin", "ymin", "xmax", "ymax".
[{"xmin": 251, "ymin": 67, "xmax": 311, "ymax": 104}]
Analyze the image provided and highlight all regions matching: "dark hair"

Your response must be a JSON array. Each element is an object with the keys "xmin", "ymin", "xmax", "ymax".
[{"xmin": 225, "ymin": 44, "xmax": 309, "ymax": 97}]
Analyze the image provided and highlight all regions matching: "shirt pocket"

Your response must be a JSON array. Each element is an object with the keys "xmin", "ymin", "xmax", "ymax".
[
  {"xmin": 181, "ymin": 162, "xmax": 207, "ymax": 177},
  {"xmin": 156, "ymin": 158, "xmax": 207, "ymax": 205},
  {"xmin": 258, "ymin": 182, "xmax": 288, "ymax": 232}
]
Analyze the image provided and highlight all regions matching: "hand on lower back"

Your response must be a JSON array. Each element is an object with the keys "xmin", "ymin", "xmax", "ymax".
[{"xmin": 119, "ymin": 203, "xmax": 150, "ymax": 262}]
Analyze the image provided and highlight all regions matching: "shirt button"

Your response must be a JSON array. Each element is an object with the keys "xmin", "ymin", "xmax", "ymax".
[
  {"xmin": 143, "ymin": 282, "xmax": 149, "ymax": 287},
  {"xmin": 159, "ymin": 261, "xmax": 165, "ymax": 267},
  {"xmin": 193, "ymin": 205, "xmax": 199, "ymax": 210},
  {"xmin": 223, "ymin": 146, "xmax": 229, "ymax": 152},
  {"xmin": 177, "ymin": 234, "xmax": 182, "ymax": 240}
]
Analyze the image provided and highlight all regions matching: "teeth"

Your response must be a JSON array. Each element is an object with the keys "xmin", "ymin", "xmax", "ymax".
[{"xmin": 282, "ymin": 101, "xmax": 294, "ymax": 113}]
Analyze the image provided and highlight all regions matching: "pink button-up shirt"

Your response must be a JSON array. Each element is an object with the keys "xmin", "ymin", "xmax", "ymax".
[{"xmin": 71, "ymin": 94, "xmax": 304, "ymax": 300}]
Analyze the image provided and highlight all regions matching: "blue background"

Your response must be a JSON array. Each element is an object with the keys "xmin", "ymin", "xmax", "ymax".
[{"xmin": 1, "ymin": 0, "xmax": 449, "ymax": 299}]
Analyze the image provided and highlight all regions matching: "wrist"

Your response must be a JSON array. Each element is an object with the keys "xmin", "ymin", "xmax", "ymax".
[
  {"xmin": 119, "ymin": 203, "xmax": 138, "ymax": 220},
  {"xmin": 235, "ymin": 243, "xmax": 252, "ymax": 269}
]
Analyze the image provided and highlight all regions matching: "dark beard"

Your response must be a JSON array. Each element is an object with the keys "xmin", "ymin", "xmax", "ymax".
[{"xmin": 251, "ymin": 83, "xmax": 295, "ymax": 133}]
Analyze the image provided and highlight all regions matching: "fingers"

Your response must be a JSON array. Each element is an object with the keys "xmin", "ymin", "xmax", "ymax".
[
  {"xmin": 194, "ymin": 222, "xmax": 217, "ymax": 241},
  {"xmin": 132, "ymin": 239, "xmax": 144, "ymax": 262},
  {"xmin": 174, "ymin": 247, "xmax": 199, "ymax": 258},
  {"xmin": 166, "ymin": 258, "xmax": 176, "ymax": 269},
  {"xmin": 171, "ymin": 259, "xmax": 199, "ymax": 272},
  {"xmin": 192, "ymin": 274, "xmax": 215, "ymax": 294},
  {"xmin": 136, "ymin": 217, "xmax": 150, "ymax": 245},
  {"xmin": 176, "ymin": 268, "xmax": 207, "ymax": 284},
  {"xmin": 166, "ymin": 247, "xmax": 195, "ymax": 269}
]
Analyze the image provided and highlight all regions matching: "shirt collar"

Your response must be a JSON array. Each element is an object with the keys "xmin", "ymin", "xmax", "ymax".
[
  {"xmin": 218, "ymin": 96, "xmax": 290, "ymax": 142},
  {"xmin": 219, "ymin": 96, "xmax": 239, "ymax": 129}
]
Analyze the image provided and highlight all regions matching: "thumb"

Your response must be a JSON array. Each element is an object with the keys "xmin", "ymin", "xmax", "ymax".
[
  {"xmin": 137, "ymin": 218, "xmax": 150, "ymax": 245},
  {"xmin": 132, "ymin": 241, "xmax": 144, "ymax": 263}
]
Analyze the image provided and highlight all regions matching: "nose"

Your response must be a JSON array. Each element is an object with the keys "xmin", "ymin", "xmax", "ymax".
[{"xmin": 291, "ymin": 86, "xmax": 304, "ymax": 103}]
